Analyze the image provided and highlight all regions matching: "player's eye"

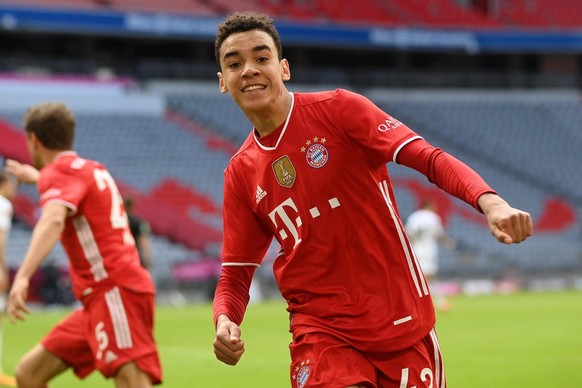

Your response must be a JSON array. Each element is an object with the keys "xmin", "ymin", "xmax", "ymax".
[{"xmin": 227, "ymin": 62, "xmax": 240, "ymax": 69}]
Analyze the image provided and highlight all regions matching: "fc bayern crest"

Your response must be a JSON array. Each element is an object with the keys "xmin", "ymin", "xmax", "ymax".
[
  {"xmin": 305, "ymin": 143, "xmax": 329, "ymax": 168},
  {"xmin": 296, "ymin": 365, "xmax": 311, "ymax": 388}
]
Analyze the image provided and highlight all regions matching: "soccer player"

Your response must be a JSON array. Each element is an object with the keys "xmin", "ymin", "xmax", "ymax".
[
  {"xmin": 211, "ymin": 12, "xmax": 532, "ymax": 388},
  {"xmin": 123, "ymin": 196, "xmax": 153, "ymax": 271},
  {"xmin": 405, "ymin": 200, "xmax": 456, "ymax": 312},
  {"xmin": 0, "ymin": 170, "xmax": 16, "ymax": 387},
  {"xmin": 6, "ymin": 102, "xmax": 162, "ymax": 387}
]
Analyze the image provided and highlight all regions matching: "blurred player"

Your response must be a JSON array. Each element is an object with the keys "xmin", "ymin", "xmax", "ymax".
[
  {"xmin": 5, "ymin": 102, "xmax": 162, "ymax": 387},
  {"xmin": 0, "ymin": 170, "xmax": 16, "ymax": 387},
  {"xmin": 211, "ymin": 12, "xmax": 533, "ymax": 388},
  {"xmin": 123, "ymin": 196, "xmax": 153, "ymax": 271},
  {"xmin": 406, "ymin": 200, "xmax": 456, "ymax": 312}
]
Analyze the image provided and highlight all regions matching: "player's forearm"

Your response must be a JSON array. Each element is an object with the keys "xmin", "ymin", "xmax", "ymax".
[
  {"xmin": 16, "ymin": 209, "xmax": 65, "ymax": 281},
  {"xmin": 5, "ymin": 159, "xmax": 40, "ymax": 184},
  {"xmin": 213, "ymin": 265, "xmax": 255, "ymax": 326},
  {"xmin": 398, "ymin": 139, "xmax": 495, "ymax": 211}
]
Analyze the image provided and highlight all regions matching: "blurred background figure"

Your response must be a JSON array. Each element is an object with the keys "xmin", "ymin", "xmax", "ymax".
[
  {"xmin": 0, "ymin": 170, "xmax": 16, "ymax": 387},
  {"xmin": 406, "ymin": 200, "xmax": 456, "ymax": 312},
  {"xmin": 124, "ymin": 196, "xmax": 153, "ymax": 271}
]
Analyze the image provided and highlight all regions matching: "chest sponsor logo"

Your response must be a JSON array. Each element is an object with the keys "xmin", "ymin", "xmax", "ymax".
[
  {"xmin": 300, "ymin": 136, "xmax": 329, "ymax": 168},
  {"xmin": 272, "ymin": 155, "xmax": 296, "ymax": 188}
]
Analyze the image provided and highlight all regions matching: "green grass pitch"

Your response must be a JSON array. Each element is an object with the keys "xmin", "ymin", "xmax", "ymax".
[{"xmin": 2, "ymin": 290, "xmax": 581, "ymax": 387}]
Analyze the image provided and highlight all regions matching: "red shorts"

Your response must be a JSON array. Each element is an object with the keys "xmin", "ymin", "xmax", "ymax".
[
  {"xmin": 289, "ymin": 328, "xmax": 445, "ymax": 388},
  {"xmin": 41, "ymin": 286, "xmax": 162, "ymax": 384}
]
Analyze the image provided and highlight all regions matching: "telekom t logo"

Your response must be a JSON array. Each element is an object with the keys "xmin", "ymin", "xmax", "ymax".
[
  {"xmin": 268, "ymin": 196, "xmax": 341, "ymax": 249},
  {"xmin": 269, "ymin": 197, "xmax": 303, "ymax": 249}
]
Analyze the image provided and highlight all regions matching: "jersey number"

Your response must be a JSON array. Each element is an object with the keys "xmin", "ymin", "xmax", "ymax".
[
  {"xmin": 95, "ymin": 321, "xmax": 109, "ymax": 360},
  {"xmin": 399, "ymin": 367, "xmax": 433, "ymax": 388},
  {"xmin": 94, "ymin": 169, "xmax": 128, "ymax": 229}
]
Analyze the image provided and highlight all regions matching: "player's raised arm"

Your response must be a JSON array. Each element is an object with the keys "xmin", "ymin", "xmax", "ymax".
[
  {"xmin": 396, "ymin": 138, "xmax": 532, "ymax": 245},
  {"xmin": 5, "ymin": 159, "xmax": 40, "ymax": 184}
]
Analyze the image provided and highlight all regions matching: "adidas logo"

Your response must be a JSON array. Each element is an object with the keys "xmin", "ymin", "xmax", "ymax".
[
  {"xmin": 256, "ymin": 185, "xmax": 267, "ymax": 204},
  {"xmin": 105, "ymin": 350, "xmax": 118, "ymax": 364}
]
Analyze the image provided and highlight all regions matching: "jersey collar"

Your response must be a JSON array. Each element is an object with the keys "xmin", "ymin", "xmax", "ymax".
[
  {"xmin": 253, "ymin": 92, "xmax": 294, "ymax": 152},
  {"xmin": 54, "ymin": 150, "xmax": 78, "ymax": 161}
]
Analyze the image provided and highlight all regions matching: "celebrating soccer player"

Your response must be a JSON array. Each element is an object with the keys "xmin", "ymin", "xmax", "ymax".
[{"xmin": 211, "ymin": 11, "xmax": 532, "ymax": 388}]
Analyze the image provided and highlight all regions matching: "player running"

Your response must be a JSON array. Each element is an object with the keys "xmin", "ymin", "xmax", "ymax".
[
  {"xmin": 211, "ymin": 11, "xmax": 532, "ymax": 388},
  {"xmin": 6, "ymin": 102, "xmax": 162, "ymax": 387}
]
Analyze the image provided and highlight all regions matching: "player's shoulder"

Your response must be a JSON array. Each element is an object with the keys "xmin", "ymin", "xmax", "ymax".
[
  {"xmin": 52, "ymin": 154, "xmax": 101, "ymax": 173},
  {"xmin": 41, "ymin": 154, "xmax": 103, "ymax": 187},
  {"xmin": 294, "ymin": 88, "xmax": 359, "ymax": 106},
  {"xmin": 225, "ymin": 132, "xmax": 255, "ymax": 172}
]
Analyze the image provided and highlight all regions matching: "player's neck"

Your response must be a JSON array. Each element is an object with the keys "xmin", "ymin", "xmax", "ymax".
[
  {"xmin": 246, "ymin": 92, "xmax": 292, "ymax": 138},
  {"xmin": 41, "ymin": 149, "xmax": 72, "ymax": 167}
]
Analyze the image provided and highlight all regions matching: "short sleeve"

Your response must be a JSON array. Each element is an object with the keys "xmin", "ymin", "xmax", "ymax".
[{"xmin": 38, "ymin": 164, "xmax": 89, "ymax": 213}]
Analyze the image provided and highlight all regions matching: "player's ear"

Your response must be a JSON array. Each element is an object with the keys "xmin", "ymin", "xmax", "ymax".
[
  {"xmin": 27, "ymin": 132, "xmax": 39, "ymax": 149},
  {"xmin": 280, "ymin": 59, "xmax": 290, "ymax": 81},
  {"xmin": 217, "ymin": 72, "xmax": 228, "ymax": 94}
]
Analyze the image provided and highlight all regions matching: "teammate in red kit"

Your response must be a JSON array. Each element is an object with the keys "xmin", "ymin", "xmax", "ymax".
[
  {"xmin": 6, "ymin": 102, "xmax": 162, "ymax": 387},
  {"xmin": 212, "ymin": 12, "xmax": 532, "ymax": 388}
]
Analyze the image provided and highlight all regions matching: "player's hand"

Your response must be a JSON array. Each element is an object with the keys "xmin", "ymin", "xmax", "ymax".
[
  {"xmin": 7, "ymin": 277, "xmax": 31, "ymax": 324},
  {"xmin": 214, "ymin": 314, "xmax": 245, "ymax": 365},
  {"xmin": 478, "ymin": 193, "xmax": 533, "ymax": 244},
  {"xmin": 5, "ymin": 159, "xmax": 40, "ymax": 184}
]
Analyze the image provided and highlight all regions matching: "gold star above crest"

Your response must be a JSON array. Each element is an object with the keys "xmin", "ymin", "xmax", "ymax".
[
  {"xmin": 300, "ymin": 146, "xmax": 306, "ymax": 152},
  {"xmin": 306, "ymin": 140, "xmax": 312, "ymax": 146},
  {"xmin": 321, "ymin": 137, "xmax": 327, "ymax": 143},
  {"xmin": 295, "ymin": 366, "xmax": 299, "ymax": 372},
  {"xmin": 292, "ymin": 374, "xmax": 296, "ymax": 380},
  {"xmin": 301, "ymin": 361, "xmax": 305, "ymax": 366},
  {"xmin": 313, "ymin": 136, "xmax": 319, "ymax": 142},
  {"xmin": 306, "ymin": 359, "xmax": 310, "ymax": 364}
]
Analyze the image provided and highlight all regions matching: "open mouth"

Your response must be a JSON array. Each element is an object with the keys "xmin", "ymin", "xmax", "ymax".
[{"xmin": 242, "ymin": 84, "xmax": 266, "ymax": 93}]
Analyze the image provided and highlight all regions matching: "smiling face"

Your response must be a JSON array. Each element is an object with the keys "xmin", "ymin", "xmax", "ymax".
[{"xmin": 217, "ymin": 29, "xmax": 291, "ymax": 117}]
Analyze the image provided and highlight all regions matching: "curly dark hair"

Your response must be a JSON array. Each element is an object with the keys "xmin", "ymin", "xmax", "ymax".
[
  {"xmin": 215, "ymin": 11, "xmax": 282, "ymax": 65},
  {"xmin": 23, "ymin": 102, "xmax": 75, "ymax": 150}
]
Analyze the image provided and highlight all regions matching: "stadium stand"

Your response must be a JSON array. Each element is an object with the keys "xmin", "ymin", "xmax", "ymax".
[
  {"xmin": 1, "ymin": 0, "xmax": 581, "ymax": 295},
  {"xmin": 3, "ymin": 0, "xmax": 582, "ymax": 31},
  {"xmin": 496, "ymin": 0, "xmax": 582, "ymax": 28}
]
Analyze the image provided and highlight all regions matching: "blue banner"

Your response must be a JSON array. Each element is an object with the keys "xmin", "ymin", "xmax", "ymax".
[{"xmin": 1, "ymin": 5, "xmax": 582, "ymax": 53}]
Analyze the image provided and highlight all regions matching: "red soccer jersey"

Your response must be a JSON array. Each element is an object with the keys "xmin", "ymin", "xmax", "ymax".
[
  {"xmin": 222, "ymin": 89, "xmax": 435, "ymax": 353},
  {"xmin": 38, "ymin": 152, "xmax": 154, "ymax": 301}
]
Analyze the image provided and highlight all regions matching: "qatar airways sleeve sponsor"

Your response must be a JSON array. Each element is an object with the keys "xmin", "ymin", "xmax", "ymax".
[{"xmin": 377, "ymin": 116, "xmax": 404, "ymax": 133}]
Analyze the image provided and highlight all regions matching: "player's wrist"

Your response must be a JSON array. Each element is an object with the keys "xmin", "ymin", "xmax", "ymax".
[
  {"xmin": 477, "ymin": 193, "xmax": 508, "ymax": 215},
  {"xmin": 216, "ymin": 314, "xmax": 232, "ymax": 327}
]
